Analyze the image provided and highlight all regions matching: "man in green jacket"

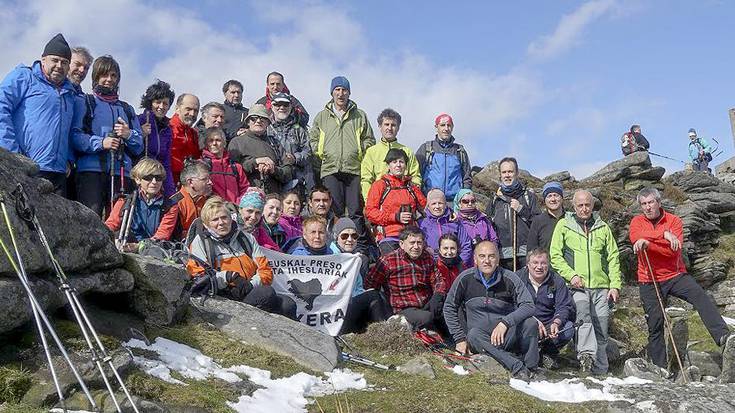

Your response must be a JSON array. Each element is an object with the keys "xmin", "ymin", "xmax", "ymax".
[
  {"xmin": 360, "ymin": 108, "xmax": 421, "ymax": 200},
  {"xmin": 310, "ymin": 76, "xmax": 375, "ymax": 237},
  {"xmin": 549, "ymin": 189, "xmax": 621, "ymax": 374}
]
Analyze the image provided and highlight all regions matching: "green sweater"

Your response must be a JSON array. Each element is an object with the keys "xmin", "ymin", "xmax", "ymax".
[
  {"xmin": 309, "ymin": 100, "xmax": 375, "ymax": 177},
  {"xmin": 549, "ymin": 212, "xmax": 622, "ymax": 290}
]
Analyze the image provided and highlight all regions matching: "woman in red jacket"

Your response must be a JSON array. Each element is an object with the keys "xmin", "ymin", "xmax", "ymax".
[
  {"xmin": 365, "ymin": 148, "xmax": 426, "ymax": 255},
  {"xmin": 201, "ymin": 127, "xmax": 249, "ymax": 205}
]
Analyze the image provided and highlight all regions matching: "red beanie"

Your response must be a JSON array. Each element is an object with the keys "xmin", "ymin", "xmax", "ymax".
[{"xmin": 435, "ymin": 113, "xmax": 453, "ymax": 126}]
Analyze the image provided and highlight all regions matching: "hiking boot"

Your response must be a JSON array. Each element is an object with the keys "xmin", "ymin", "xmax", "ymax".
[
  {"xmin": 579, "ymin": 354, "xmax": 594, "ymax": 373},
  {"xmin": 541, "ymin": 354, "xmax": 561, "ymax": 370},
  {"xmin": 511, "ymin": 367, "xmax": 532, "ymax": 382}
]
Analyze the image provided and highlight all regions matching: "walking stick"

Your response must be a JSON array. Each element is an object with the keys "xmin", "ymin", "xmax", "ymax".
[
  {"xmin": 117, "ymin": 190, "xmax": 138, "ymax": 251},
  {"xmin": 642, "ymin": 249, "xmax": 688, "ymax": 383},
  {"xmin": 512, "ymin": 209, "xmax": 517, "ymax": 271},
  {"xmin": 109, "ymin": 149, "xmax": 116, "ymax": 214}
]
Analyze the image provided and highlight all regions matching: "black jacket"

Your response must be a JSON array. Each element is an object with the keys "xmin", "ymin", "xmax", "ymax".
[
  {"xmin": 222, "ymin": 101, "xmax": 248, "ymax": 141},
  {"xmin": 527, "ymin": 209, "xmax": 563, "ymax": 252}
]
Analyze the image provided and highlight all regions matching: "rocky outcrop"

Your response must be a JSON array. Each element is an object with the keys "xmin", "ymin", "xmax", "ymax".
[
  {"xmin": 580, "ymin": 151, "xmax": 664, "ymax": 190},
  {"xmin": 123, "ymin": 253, "xmax": 190, "ymax": 326},
  {"xmin": 472, "ymin": 161, "xmax": 544, "ymax": 197}
]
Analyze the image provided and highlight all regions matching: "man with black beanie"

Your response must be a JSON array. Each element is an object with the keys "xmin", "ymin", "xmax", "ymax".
[{"xmin": 0, "ymin": 33, "xmax": 80, "ymax": 197}]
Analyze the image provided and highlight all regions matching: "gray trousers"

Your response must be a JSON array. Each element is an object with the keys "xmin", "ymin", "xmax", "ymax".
[
  {"xmin": 573, "ymin": 288, "xmax": 610, "ymax": 374},
  {"xmin": 468, "ymin": 317, "xmax": 539, "ymax": 374}
]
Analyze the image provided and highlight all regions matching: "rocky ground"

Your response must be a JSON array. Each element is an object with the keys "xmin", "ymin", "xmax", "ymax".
[{"xmin": 0, "ymin": 148, "xmax": 734, "ymax": 412}]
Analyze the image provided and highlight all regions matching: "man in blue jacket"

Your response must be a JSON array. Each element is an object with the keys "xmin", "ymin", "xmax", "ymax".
[
  {"xmin": 518, "ymin": 248, "xmax": 576, "ymax": 369},
  {"xmin": 0, "ymin": 33, "xmax": 80, "ymax": 196}
]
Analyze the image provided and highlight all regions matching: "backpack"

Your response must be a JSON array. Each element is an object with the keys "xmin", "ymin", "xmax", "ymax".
[
  {"xmin": 621, "ymin": 132, "xmax": 636, "ymax": 156},
  {"xmin": 185, "ymin": 218, "xmax": 253, "ymax": 271},
  {"xmin": 379, "ymin": 177, "xmax": 421, "ymax": 206},
  {"xmin": 83, "ymin": 94, "xmax": 141, "ymax": 163},
  {"xmin": 421, "ymin": 140, "xmax": 469, "ymax": 195},
  {"xmin": 200, "ymin": 156, "xmax": 240, "ymax": 181}
]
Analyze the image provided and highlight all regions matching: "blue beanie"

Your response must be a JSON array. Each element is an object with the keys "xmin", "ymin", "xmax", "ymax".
[
  {"xmin": 542, "ymin": 181, "xmax": 563, "ymax": 199},
  {"xmin": 330, "ymin": 76, "xmax": 350, "ymax": 93},
  {"xmin": 239, "ymin": 188, "xmax": 265, "ymax": 211}
]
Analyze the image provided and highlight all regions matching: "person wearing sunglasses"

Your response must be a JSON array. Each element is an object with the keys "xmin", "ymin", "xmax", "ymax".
[
  {"xmin": 105, "ymin": 158, "xmax": 172, "ymax": 251},
  {"xmin": 228, "ymin": 104, "xmax": 292, "ymax": 194},
  {"xmin": 453, "ymin": 188, "xmax": 499, "ymax": 263},
  {"xmin": 418, "ymin": 188, "xmax": 473, "ymax": 268}
]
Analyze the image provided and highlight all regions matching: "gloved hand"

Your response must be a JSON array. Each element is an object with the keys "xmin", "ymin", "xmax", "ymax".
[
  {"xmin": 426, "ymin": 292, "xmax": 446, "ymax": 319},
  {"xmin": 190, "ymin": 271, "xmax": 217, "ymax": 297},
  {"xmin": 225, "ymin": 271, "xmax": 254, "ymax": 301}
]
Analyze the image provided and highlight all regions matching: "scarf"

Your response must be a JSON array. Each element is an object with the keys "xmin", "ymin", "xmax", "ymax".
[
  {"xmin": 499, "ymin": 180, "xmax": 525, "ymax": 199},
  {"xmin": 303, "ymin": 241, "xmax": 330, "ymax": 255},
  {"xmin": 440, "ymin": 255, "xmax": 462, "ymax": 268},
  {"xmin": 93, "ymin": 84, "xmax": 119, "ymax": 103}
]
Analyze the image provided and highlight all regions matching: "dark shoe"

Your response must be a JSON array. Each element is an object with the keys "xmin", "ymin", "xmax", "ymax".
[{"xmin": 511, "ymin": 367, "xmax": 532, "ymax": 382}]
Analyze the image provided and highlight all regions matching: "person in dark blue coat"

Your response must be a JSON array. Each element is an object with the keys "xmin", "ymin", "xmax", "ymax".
[
  {"xmin": 72, "ymin": 55, "xmax": 143, "ymax": 217},
  {"xmin": 517, "ymin": 248, "xmax": 576, "ymax": 369},
  {"xmin": 0, "ymin": 33, "xmax": 81, "ymax": 196}
]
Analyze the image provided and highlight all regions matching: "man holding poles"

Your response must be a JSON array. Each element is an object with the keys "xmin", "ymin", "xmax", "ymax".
[{"xmin": 629, "ymin": 187, "xmax": 733, "ymax": 378}]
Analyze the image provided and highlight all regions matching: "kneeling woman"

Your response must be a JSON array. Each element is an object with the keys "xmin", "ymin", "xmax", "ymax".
[{"xmin": 186, "ymin": 196, "xmax": 296, "ymax": 318}]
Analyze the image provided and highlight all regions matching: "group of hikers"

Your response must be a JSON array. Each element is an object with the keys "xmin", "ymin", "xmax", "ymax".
[
  {"xmin": 621, "ymin": 124, "xmax": 716, "ymax": 172},
  {"xmin": 1, "ymin": 33, "xmax": 732, "ymax": 381}
]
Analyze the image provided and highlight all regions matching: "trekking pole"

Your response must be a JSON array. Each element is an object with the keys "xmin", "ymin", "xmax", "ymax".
[
  {"xmin": 109, "ymin": 149, "xmax": 116, "ymax": 214},
  {"xmin": 0, "ymin": 195, "xmax": 98, "ymax": 411},
  {"xmin": 647, "ymin": 151, "xmax": 687, "ymax": 164},
  {"xmin": 512, "ymin": 209, "xmax": 517, "ymax": 271},
  {"xmin": 117, "ymin": 190, "xmax": 138, "ymax": 252},
  {"xmin": 12, "ymin": 184, "xmax": 141, "ymax": 412},
  {"xmin": 642, "ymin": 249, "xmax": 688, "ymax": 383}
]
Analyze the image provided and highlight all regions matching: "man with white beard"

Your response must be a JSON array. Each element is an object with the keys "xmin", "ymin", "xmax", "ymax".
[{"xmin": 268, "ymin": 92, "xmax": 313, "ymax": 198}]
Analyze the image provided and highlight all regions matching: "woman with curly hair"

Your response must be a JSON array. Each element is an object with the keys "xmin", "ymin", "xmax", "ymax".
[{"xmin": 139, "ymin": 80, "xmax": 176, "ymax": 196}]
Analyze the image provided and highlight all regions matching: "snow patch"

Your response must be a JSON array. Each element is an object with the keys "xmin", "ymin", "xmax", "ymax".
[
  {"xmin": 723, "ymin": 316, "xmax": 735, "ymax": 326},
  {"xmin": 510, "ymin": 376, "xmax": 650, "ymax": 403},
  {"xmin": 451, "ymin": 365, "xmax": 470, "ymax": 376},
  {"xmin": 125, "ymin": 337, "xmax": 367, "ymax": 413}
]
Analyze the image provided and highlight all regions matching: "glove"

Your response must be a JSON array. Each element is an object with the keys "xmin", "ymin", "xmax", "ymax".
[
  {"xmin": 224, "ymin": 271, "xmax": 254, "ymax": 301},
  {"xmin": 426, "ymin": 293, "xmax": 446, "ymax": 319},
  {"xmin": 190, "ymin": 271, "xmax": 217, "ymax": 297}
]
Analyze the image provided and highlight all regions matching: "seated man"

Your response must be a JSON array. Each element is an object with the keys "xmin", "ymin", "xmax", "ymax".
[
  {"xmin": 518, "ymin": 248, "xmax": 576, "ymax": 369},
  {"xmin": 444, "ymin": 241, "xmax": 538, "ymax": 380},
  {"xmin": 158, "ymin": 160, "xmax": 212, "ymax": 241},
  {"xmin": 186, "ymin": 196, "xmax": 296, "ymax": 319},
  {"xmin": 364, "ymin": 226, "xmax": 446, "ymax": 331}
]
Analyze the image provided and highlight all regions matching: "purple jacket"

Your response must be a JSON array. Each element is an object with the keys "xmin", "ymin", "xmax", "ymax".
[
  {"xmin": 457, "ymin": 211, "xmax": 499, "ymax": 245},
  {"xmin": 138, "ymin": 111, "xmax": 175, "ymax": 197},
  {"xmin": 418, "ymin": 207, "xmax": 473, "ymax": 267},
  {"xmin": 278, "ymin": 214, "xmax": 303, "ymax": 240}
]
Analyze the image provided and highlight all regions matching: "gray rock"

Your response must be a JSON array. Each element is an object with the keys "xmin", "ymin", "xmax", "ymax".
[
  {"xmin": 611, "ymin": 380, "xmax": 735, "ymax": 412},
  {"xmin": 123, "ymin": 253, "xmax": 190, "ymax": 326},
  {"xmin": 397, "ymin": 356, "xmax": 435, "ymax": 379},
  {"xmin": 0, "ymin": 149, "xmax": 122, "ymax": 277},
  {"xmin": 543, "ymin": 171, "xmax": 576, "ymax": 183},
  {"xmin": 580, "ymin": 151, "xmax": 651, "ymax": 184},
  {"xmin": 0, "ymin": 269, "xmax": 134, "ymax": 334},
  {"xmin": 623, "ymin": 358, "xmax": 667, "ymax": 382},
  {"xmin": 624, "ymin": 178, "xmax": 664, "ymax": 192},
  {"xmin": 471, "ymin": 161, "xmax": 542, "ymax": 196},
  {"xmin": 709, "ymin": 279, "xmax": 735, "ymax": 313},
  {"xmin": 626, "ymin": 166, "xmax": 666, "ymax": 182},
  {"xmin": 687, "ymin": 192, "xmax": 735, "ymax": 214},
  {"xmin": 57, "ymin": 390, "xmax": 163, "ymax": 413},
  {"xmin": 667, "ymin": 308, "xmax": 689, "ymax": 372},
  {"xmin": 470, "ymin": 354, "xmax": 507, "ymax": 377},
  {"xmin": 675, "ymin": 365, "xmax": 701, "ymax": 384},
  {"xmin": 720, "ymin": 333, "xmax": 735, "ymax": 383},
  {"xmin": 190, "ymin": 296, "xmax": 339, "ymax": 372},
  {"xmin": 667, "ymin": 170, "xmax": 735, "ymax": 194},
  {"xmin": 687, "ymin": 350, "xmax": 722, "ymax": 377}
]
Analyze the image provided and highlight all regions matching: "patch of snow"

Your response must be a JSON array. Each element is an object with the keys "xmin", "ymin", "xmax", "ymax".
[
  {"xmin": 124, "ymin": 337, "xmax": 367, "ymax": 413},
  {"xmin": 635, "ymin": 400, "xmax": 657, "ymax": 411},
  {"xmin": 723, "ymin": 316, "xmax": 735, "ymax": 326},
  {"xmin": 510, "ymin": 376, "xmax": 650, "ymax": 403},
  {"xmin": 450, "ymin": 365, "xmax": 469, "ymax": 375}
]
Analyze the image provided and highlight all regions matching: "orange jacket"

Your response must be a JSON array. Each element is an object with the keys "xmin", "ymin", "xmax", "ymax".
[
  {"xmin": 156, "ymin": 187, "xmax": 208, "ymax": 241},
  {"xmin": 365, "ymin": 174, "xmax": 426, "ymax": 241},
  {"xmin": 629, "ymin": 209, "xmax": 686, "ymax": 283},
  {"xmin": 170, "ymin": 113, "xmax": 201, "ymax": 184}
]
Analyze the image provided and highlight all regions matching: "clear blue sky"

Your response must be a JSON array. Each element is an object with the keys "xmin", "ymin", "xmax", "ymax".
[{"xmin": 2, "ymin": 0, "xmax": 733, "ymax": 179}]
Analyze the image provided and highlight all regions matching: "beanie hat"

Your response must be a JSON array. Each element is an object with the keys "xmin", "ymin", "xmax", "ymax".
[
  {"xmin": 542, "ymin": 181, "xmax": 564, "ymax": 199},
  {"xmin": 452, "ymin": 188, "xmax": 474, "ymax": 213},
  {"xmin": 333, "ymin": 217, "xmax": 357, "ymax": 239},
  {"xmin": 42, "ymin": 33, "xmax": 72, "ymax": 60},
  {"xmin": 330, "ymin": 76, "xmax": 350, "ymax": 93},
  {"xmin": 239, "ymin": 187, "xmax": 265, "ymax": 211},
  {"xmin": 244, "ymin": 104, "xmax": 271, "ymax": 123},
  {"xmin": 384, "ymin": 148, "xmax": 408, "ymax": 164},
  {"xmin": 688, "ymin": 128, "xmax": 697, "ymax": 136},
  {"xmin": 435, "ymin": 113, "xmax": 453, "ymax": 126}
]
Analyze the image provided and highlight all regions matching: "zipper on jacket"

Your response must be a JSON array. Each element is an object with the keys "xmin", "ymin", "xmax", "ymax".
[{"xmin": 584, "ymin": 222, "xmax": 592, "ymax": 287}]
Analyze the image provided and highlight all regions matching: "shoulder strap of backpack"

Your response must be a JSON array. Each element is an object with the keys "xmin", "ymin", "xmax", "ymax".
[
  {"xmin": 379, "ymin": 177, "xmax": 394, "ymax": 204},
  {"xmin": 83, "ymin": 94, "xmax": 96, "ymax": 134},
  {"xmin": 424, "ymin": 141, "xmax": 434, "ymax": 168},
  {"xmin": 230, "ymin": 159, "xmax": 240, "ymax": 180},
  {"xmin": 236, "ymin": 232, "xmax": 254, "ymax": 258}
]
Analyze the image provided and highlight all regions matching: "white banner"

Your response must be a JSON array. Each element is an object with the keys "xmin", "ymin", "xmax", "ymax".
[{"xmin": 262, "ymin": 248, "xmax": 361, "ymax": 336}]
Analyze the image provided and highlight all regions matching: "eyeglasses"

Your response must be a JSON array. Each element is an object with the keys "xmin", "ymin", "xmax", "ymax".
[
  {"xmin": 460, "ymin": 198, "xmax": 477, "ymax": 205},
  {"xmin": 273, "ymin": 102, "xmax": 291, "ymax": 107},
  {"xmin": 248, "ymin": 116, "xmax": 269, "ymax": 123},
  {"xmin": 141, "ymin": 174, "xmax": 165, "ymax": 182},
  {"xmin": 340, "ymin": 233, "xmax": 359, "ymax": 240}
]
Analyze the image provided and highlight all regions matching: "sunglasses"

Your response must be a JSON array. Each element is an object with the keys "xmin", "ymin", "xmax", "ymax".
[
  {"xmin": 340, "ymin": 232, "xmax": 359, "ymax": 240},
  {"xmin": 460, "ymin": 198, "xmax": 477, "ymax": 204},
  {"xmin": 249, "ymin": 116, "xmax": 268, "ymax": 123},
  {"xmin": 141, "ymin": 174, "xmax": 165, "ymax": 182},
  {"xmin": 273, "ymin": 102, "xmax": 291, "ymax": 107}
]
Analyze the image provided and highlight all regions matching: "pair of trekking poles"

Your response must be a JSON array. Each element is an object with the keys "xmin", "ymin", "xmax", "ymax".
[{"xmin": 0, "ymin": 184, "xmax": 139, "ymax": 412}]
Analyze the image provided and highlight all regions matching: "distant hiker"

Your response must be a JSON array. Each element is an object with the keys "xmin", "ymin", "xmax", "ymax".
[
  {"xmin": 453, "ymin": 188, "xmax": 499, "ymax": 252},
  {"xmin": 621, "ymin": 124, "xmax": 650, "ymax": 156},
  {"xmin": 138, "ymin": 80, "xmax": 176, "ymax": 197},
  {"xmin": 360, "ymin": 108, "xmax": 421, "ymax": 200},
  {"xmin": 268, "ymin": 92, "xmax": 313, "ymax": 198},
  {"xmin": 365, "ymin": 148, "xmax": 426, "ymax": 255},
  {"xmin": 517, "ymin": 248, "xmax": 576, "ymax": 370},
  {"xmin": 437, "ymin": 233, "xmax": 463, "ymax": 289},
  {"xmin": 105, "ymin": 159, "xmax": 174, "ymax": 250},
  {"xmin": 256, "ymin": 71, "xmax": 309, "ymax": 127},
  {"xmin": 170, "ymin": 93, "xmax": 201, "ymax": 185},
  {"xmin": 444, "ymin": 241, "xmax": 539, "ymax": 380},
  {"xmin": 238, "ymin": 188, "xmax": 280, "ymax": 251},
  {"xmin": 527, "ymin": 182, "xmax": 565, "ymax": 252},
  {"xmin": 187, "ymin": 196, "xmax": 297, "ymax": 319},
  {"xmin": 629, "ymin": 187, "xmax": 733, "ymax": 369},
  {"xmin": 74, "ymin": 55, "xmax": 144, "ymax": 216},
  {"xmin": 279, "ymin": 190, "xmax": 304, "ymax": 240},
  {"xmin": 228, "ymin": 104, "xmax": 292, "ymax": 194},
  {"xmin": 550, "ymin": 189, "xmax": 621, "ymax": 374},
  {"xmin": 687, "ymin": 128, "xmax": 713, "ymax": 173},
  {"xmin": 262, "ymin": 194, "xmax": 294, "ymax": 251},
  {"xmin": 0, "ymin": 34, "xmax": 82, "ymax": 196},
  {"xmin": 486, "ymin": 157, "xmax": 538, "ymax": 271},
  {"xmin": 415, "ymin": 113, "xmax": 472, "ymax": 201},
  {"xmin": 365, "ymin": 226, "xmax": 447, "ymax": 331},
  {"xmin": 310, "ymin": 76, "xmax": 375, "ymax": 240},
  {"xmin": 196, "ymin": 102, "xmax": 226, "ymax": 149},
  {"xmin": 221, "ymin": 79, "xmax": 248, "ymax": 140},
  {"xmin": 68, "ymin": 46, "xmax": 93, "ymax": 96},
  {"xmin": 158, "ymin": 160, "xmax": 212, "ymax": 241},
  {"xmin": 419, "ymin": 188, "xmax": 473, "ymax": 267},
  {"xmin": 200, "ymin": 127, "xmax": 250, "ymax": 204}
]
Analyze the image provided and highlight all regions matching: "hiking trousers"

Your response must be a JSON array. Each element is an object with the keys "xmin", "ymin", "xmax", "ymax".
[
  {"xmin": 322, "ymin": 172, "xmax": 365, "ymax": 235},
  {"xmin": 467, "ymin": 317, "xmax": 539, "ymax": 374},
  {"xmin": 640, "ymin": 273, "xmax": 729, "ymax": 368},
  {"xmin": 573, "ymin": 288, "xmax": 610, "ymax": 374},
  {"xmin": 340, "ymin": 290, "xmax": 391, "ymax": 334},
  {"xmin": 539, "ymin": 320, "xmax": 575, "ymax": 356},
  {"xmin": 38, "ymin": 171, "xmax": 67, "ymax": 197},
  {"xmin": 76, "ymin": 171, "xmax": 133, "ymax": 218}
]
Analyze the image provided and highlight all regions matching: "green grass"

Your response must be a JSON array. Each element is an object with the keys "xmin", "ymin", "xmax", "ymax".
[
  {"xmin": 609, "ymin": 307, "xmax": 648, "ymax": 356},
  {"xmin": 0, "ymin": 403, "xmax": 45, "ymax": 413},
  {"xmin": 0, "ymin": 365, "xmax": 33, "ymax": 404},
  {"xmin": 688, "ymin": 312, "xmax": 721, "ymax": 353},
  {"xmin": 712, "ymin": 233, "xmax": 735, "ymax": 279}
]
